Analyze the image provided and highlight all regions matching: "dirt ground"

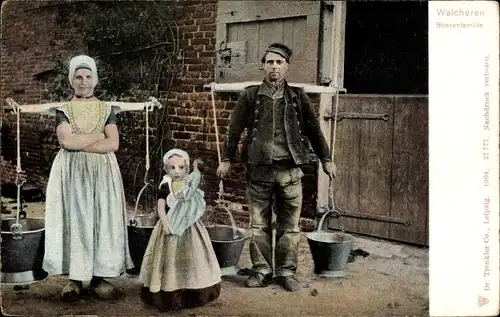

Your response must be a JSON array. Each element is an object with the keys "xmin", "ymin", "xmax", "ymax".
[{"xmin": 1, "ymin": 202, "xmax": 429, "ymax": 317}]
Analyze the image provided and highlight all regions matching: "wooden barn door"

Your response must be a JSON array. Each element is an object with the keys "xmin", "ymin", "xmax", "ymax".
[
  {"xmin": 390, "ymin": 96, "xmax": 428, "ymax": 245},
  {"xmin": 327, "ymin": 95, "xmax": 429, "ymax": 246},
  {"xmin": 215, "ymin": 0, "xmax": 321, "ymax": 84}
]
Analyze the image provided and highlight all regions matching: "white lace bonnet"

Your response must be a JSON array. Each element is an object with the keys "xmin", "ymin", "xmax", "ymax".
[{"xmin": 68, "ymin": 55, "xmax": 99, "ymax": 88}]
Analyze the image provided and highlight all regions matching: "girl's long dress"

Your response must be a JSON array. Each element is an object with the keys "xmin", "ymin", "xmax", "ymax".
[
  {"xmin": 42, "ymin": 100, "xmax": 134, "ymax": 281},
  {"xmin": 139, "ymin": 172, "xmax": 222, "ymax": 310}
]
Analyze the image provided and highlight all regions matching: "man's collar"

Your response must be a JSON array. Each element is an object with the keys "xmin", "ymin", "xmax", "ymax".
[
  {"xmin": 257, "ymin": 80, "xmax": 274, "ymax": 97},
  {"xmin": 258, "ymin": 78, "xmax": 287, "ymax": 96},
  {"xmin": 257, "ymin": 78, "xmax": 297, "ymax": 100}
]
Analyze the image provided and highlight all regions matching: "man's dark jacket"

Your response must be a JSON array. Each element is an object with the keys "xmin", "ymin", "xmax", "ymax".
[{"xmin": 222, "ymin": 81, "xmax": 332, "ymax": 165}]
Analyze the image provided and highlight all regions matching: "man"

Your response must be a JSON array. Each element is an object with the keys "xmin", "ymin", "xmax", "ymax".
[{"xmin": 216, "ymin": 43, "xmax": 336, "ymax": 292}]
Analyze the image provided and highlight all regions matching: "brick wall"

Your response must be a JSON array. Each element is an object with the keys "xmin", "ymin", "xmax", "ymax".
[
  {"xmin": 1, "ymin": 0, "xmax": 86, "ymax": 190},
  {"xmin": 1, "ymin": 0, "xmax": 320, "ymax": 227}
]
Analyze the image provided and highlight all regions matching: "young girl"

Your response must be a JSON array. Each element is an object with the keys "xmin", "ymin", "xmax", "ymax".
[{"xmin": 139, "ymin": 149, "xmax": 221, "ymax": 311}]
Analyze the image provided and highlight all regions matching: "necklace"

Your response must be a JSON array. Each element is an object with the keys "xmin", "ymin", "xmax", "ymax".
[{"xmin": 74, "ymin": 94, "xmax": 95, "ymax": 99}]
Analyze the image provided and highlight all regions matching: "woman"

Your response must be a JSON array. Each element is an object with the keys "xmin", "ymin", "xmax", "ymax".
[{"xmin": 42, "ymin": 55, "xmax": 134, "ymax": 302}]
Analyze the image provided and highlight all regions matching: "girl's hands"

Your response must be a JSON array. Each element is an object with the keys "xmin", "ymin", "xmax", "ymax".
[{"xmin": 162, "ymin": 219, "xmax": 172, "ymax": 234}]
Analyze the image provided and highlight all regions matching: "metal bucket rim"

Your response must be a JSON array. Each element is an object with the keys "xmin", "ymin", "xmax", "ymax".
[
  {"xmin": 1, "ymin": 227, "xmax": 45, "ymax": 235},
  {"xmin": 128, "ymin": 223, "xmax": 157, "ymax": 229},
  {"xmin": 1, "ymin": 217, "xmax": 45, "ymax": 234},
  {"xmin": 205, "ymin": 224, "xmax": 250, "ymax": 243},
  {"xmin": 128, "ymin": 214, "xmax": 159, "ymax": 228},
  {"xmin": 306, "ymin": 231, "xmax": 354, "ymax": 244}
]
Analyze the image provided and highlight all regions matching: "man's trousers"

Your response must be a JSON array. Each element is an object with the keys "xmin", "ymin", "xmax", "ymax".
[{"xmin": 246, "ymin": 161, "xmax": 304, "ymax": 277}]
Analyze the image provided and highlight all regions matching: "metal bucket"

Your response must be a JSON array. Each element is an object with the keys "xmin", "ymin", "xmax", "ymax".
[
  {"xmin": 127, "ymin": 214, "xmax": 159, "ymax": 273},
  {"xmin": 206, "ymin": 197, "xmax": 251, "ymax": 276},
  {"xmin": 1, "ymin": 217, "xmax": 47, "ymax": 284},
  {"xmin": 306, "ymin": 210, "xmax": 354, "ymax": 278},
  {"xmin": 206, "ymin": 224, "xmax": 249, "ymax": 276}
]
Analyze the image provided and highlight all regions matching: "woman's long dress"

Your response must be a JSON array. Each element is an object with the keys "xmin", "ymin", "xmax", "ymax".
[
  {"xmin": 42, "ymin": 100, "xmax": 134, "ymax": 281},
  {"xmin": 139, "ymin": 172, "xmax": 222, "ymax": 310}
]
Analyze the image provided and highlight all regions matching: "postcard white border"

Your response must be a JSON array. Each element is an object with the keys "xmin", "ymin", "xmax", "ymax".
[{"xmin": 429, "ymin": 1, "xmax": 499, "ymax": 316}]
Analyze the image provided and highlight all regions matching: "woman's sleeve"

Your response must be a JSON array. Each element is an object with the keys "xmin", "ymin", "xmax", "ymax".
[
  {"xmin": 55, "ymin": 110, "xmax": 69, "ymax": 126},
  {"xmin": 105, "ymin": 105, "xmax": 121, "ymax": 126},
  {"xmin": 105, "ymin": 109, "xmax": 118, "ymax": 125}
]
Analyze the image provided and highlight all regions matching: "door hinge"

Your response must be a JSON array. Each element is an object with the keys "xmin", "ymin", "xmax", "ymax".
[
  {"xmin": 318, "ymin": 206, "xmax": 411, "ymax": 226},
  {"xmin": 324, "ymin": 112, "xmax": 389, "ymax": 122}
]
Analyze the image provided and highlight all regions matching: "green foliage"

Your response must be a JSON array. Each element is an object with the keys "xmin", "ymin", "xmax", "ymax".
[
  {"xmin": 46, "ymin": 59, "xmax": 72, "ymax": 101},
  {"xmin": 47, "ymin": 0, "xmax": 178, "ymax": 101}
]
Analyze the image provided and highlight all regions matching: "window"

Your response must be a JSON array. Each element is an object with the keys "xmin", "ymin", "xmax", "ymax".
[{"xmin": 343, "ymin": 2, "xmax": 428, "ymax": 94}]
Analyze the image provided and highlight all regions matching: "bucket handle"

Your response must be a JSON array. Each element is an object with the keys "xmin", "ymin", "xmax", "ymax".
[
  {"xmin": 316, "ymin": 179, "xmax": 345, "ymax": 233},
  {"xmin": 130, "ymin": 182, "xmax": 151, "ymax": 227},
  {"xmin": 316, "ymin": 209, "xmax": 344, "ymax": 233}
]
